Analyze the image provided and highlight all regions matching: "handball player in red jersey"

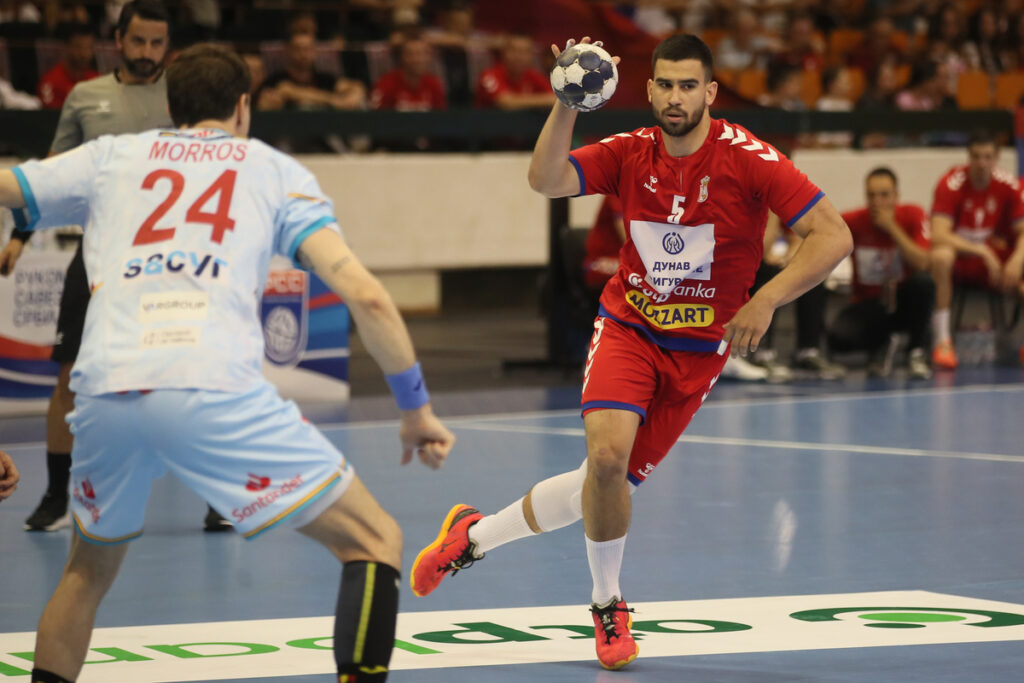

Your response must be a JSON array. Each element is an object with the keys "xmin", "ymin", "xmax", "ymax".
[{"xmin": 411, "ymin": 33, "xmax": 852, "ymax": 670}]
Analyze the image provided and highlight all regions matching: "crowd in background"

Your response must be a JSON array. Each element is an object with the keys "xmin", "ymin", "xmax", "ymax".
[{"xmin": 0, "ymin": 1, "xmax": 1020, "ymax": 146}]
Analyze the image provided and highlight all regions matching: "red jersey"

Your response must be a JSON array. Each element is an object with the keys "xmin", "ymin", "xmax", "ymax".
[
  {"xmin": 370, "ymin": 70, "xmax": 447, "ymax": 111},
  {"xmin": 841, "ymin": 205, "xmax": 930, "ymax": 302},
  {"xmin": 931, "ymin": 165, "xmax": 1024, "ymax": 246},
  {"xmin": 37, "ymin": 62, "xmax": 99, "ymax": 110},
  {"xmin": 569, "ymin": 119, "xmax": 822, "ymax": 351},
  {"xmin": 474, "ymin": 64, "xmax": 550, "ymax": 108},
  {"xmin": 584, "ymin": 195, "xmax": 624, "ymax": 289}
]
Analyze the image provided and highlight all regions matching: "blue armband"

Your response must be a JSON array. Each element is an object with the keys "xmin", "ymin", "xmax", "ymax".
[{"xmin": 386, "ymin": 362, "xmax": 430, "ymax": 411}]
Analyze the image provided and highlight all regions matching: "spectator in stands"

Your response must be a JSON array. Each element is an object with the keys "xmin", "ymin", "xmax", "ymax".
[
  {"xmin": 895, "ymin": 59, "xmax": 956, "ymax": 111},
  {"xmin": 758, "ymin": 64, "xmax": 805, "ymax": 110},
  {"xmin": 855, "ymin": 56, "xmax": 904, "ymax": 148},
  {"xmin": 37, "ymin": 23, "xmax": 98, "ymax": 110},
  {"xmin": 829, "ymin": 167, "xmax": 934, "ymax": 379},
  {"xmin": 964, "ymin": 5, "xmax": 1009, "ymax": 74},
  {"xmin": 178, "ymin": 0, "xmax": 220, "ymax": 42},
  {"xmin": 0, "ymin": 0, "xmax": 40, "ymax": 23},
  {"xmin": 770, "ymin": 13, "xmax": 825, "ymax": 73},
  {"xmin": 928, "ymin": 3, "xmax": 970, "ymax": 80},
  {"xmin": 847, "ymin": 15, "xmax": 906, "ymax": 78},
  {"xmin": 815, "ymin": 67, "xmax": 854, "ymax": 148},
  {"xmin": 257, "ymin": 31, "xmax": 366, "ymax": 111},
  {"xmin": 475, "ymin": 34, "xmax": 553, "ymax": 109},
  {"xmin": 928, "ymin": 131, "xmax": 1024, "ymax": 370},
  {"xmin": 424, "ymin": 1, "xmax": 495, "ymax": 50},
  {"xmin": 371, "ymin": 34, "xmax": 446, "ymax": 111},
  {"xmin": 241, "ymin": 52, "xmax": 266, "ymax": 97},
  {"xmin": 715, "ymin": 7, "xmax": 780, "ymax": 71}
]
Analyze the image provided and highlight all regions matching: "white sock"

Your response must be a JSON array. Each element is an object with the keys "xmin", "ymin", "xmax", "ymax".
[
  {"xmin": 932, "ymin": 309, "xmax": 951, "ymax": 345},
  {"xmin": 468, "ymin": 498, "xmax": 534, "ymax": 554},
  {"xmin": 586, "ymin": 534, "xmax": 626, "ymax": 605}
]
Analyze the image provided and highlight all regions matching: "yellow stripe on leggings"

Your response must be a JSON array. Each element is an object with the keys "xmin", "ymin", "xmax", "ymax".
[{"xmin": 353, "ymin": 561, "xmax": 376, "ymax": 664}]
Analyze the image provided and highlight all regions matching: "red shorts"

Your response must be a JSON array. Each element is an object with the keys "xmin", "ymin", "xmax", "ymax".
[
  {"xmin": 953, "ymin": 242, "xmax": 1012, "ymax": 289},
  {"xmin": 581, "ymin": 316, "xmax": 727, "ymax": 486}
]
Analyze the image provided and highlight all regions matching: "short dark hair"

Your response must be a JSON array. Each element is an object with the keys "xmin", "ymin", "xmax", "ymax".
[
  {"xmin": 651, "ymin": 34, "xmax": 713, "ymax": 81},
  {"xmin": 117, "ymin": 0, "xmax": 170, "ymax": 38},
  {"xmin": 968, "ymin": 129, "xmax": 998, "ymax": 149},
  {"xmin": 56, "ymin": 22, "xmax": 95, "ymax": 43},
  {"xmin": 167, "ymin": 44, "xmax": 250, "ymax": 126},
  {"xmin": 866, "ymin": 166, "xmax": 898, "ymax": 187}
]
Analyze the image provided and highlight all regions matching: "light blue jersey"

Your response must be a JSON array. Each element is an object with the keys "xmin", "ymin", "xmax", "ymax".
[{"xmin": 14, "ymin": 128, "xmax": 340, "ymax": 396}]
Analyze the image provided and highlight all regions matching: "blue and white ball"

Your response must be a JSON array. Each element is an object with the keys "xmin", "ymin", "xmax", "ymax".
[{"xmin": 550, "ymin": 43, "xmax": 618, "ymax": 111}]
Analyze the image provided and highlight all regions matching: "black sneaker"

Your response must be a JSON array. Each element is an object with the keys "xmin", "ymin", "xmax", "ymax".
[
  {"xmin": 203, "ymin": 506, "xmax": 233, "ymax": 532},
  {"xmin": 24, "ymin": 492, "xmax": 70, "ymax": 531}
]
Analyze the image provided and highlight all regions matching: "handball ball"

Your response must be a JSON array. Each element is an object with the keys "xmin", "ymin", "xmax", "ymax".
[{"xmin": 550, "ymin": 43, "xmax": 618, "ymax": 111}]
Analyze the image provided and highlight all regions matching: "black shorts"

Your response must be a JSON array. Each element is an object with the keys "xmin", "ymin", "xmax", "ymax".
[{"xmin": 51, "ymin": 240, "xmax": 89, "ymax": 364}]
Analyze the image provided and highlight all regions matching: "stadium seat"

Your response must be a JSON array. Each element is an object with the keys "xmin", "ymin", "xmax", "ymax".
[
  {"xmin": 736, "ymin": 68, "xmax": 766, "ymax": 101},
  {"xmin": 994, "ymin": 71, "xmax": 1024, "ymax": 109},
  {"xmin": 715, "ymin": 68, "xmax": 738, "ymax": 88},
  {"xmin": 847, "ymin": 67, "xmax": 866, "ymax": 101},
  {"xmin": 801, "ymin": 69, "xmax": 822, "ymax": 108},
  {"xmin": 700, "ymin": 28, "xmax": 727, "ymax": 52},
  {"xmin": 956, "ymin": 70, "xmax": 992, "ymax": 109},
  {"xmin": 827, "ymin": 28, "xmax": 863, "ymax": 65}
]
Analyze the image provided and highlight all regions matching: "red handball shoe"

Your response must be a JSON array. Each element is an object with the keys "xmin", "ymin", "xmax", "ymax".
[
  {"xmin": 410, "ymin": 504, "xmax": 484, "ymax": 597},
  {"xmin": 932, "ymin": 340, "xmax": 958, "ymax": 370},
  {"xmin": 590, "ymin": 597, "xmax": 639, "ymax": 670}
]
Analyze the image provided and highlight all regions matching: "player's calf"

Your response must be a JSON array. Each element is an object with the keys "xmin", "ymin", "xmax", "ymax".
[{"xmin": 335, "ymin": 561, "xmax": 400, "ymax": 682}]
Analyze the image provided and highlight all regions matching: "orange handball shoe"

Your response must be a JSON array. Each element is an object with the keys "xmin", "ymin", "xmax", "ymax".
[
  {"xmin": 590, "ymin": 597, "xmax": 639, "ymax": 670},
  {"xmin": 410, "ymin": 504, "xmax": 484, "ymax": 597},
  {"xmin": 932, "ymin": 340, "xmax": 958, "ymax": 370}
]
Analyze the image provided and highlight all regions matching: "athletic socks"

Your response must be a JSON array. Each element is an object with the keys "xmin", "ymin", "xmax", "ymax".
[
  {"xmin": 335, "ymin": 562, "xmax": 400, "ymax": 682},
  {"xmin": 31, "ymin": 670, "xmax": 73, "ymax": 683},
  {"xmin": 46, "ymin": 452, "xmax": 71, "ymax": 498},
  {"xmin": 931, "ymin": 309, "xmax": 951, "ymax": 345},
  {"xmin": 468, "ymin": 498, "xmax": 534, "ymax": 554},
  {"xmin": 586, "ymin": 535, "xmax": 626, "ymax": 605}
]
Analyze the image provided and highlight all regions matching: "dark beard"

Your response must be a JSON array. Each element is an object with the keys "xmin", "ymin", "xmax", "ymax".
[
  {"xmin": 655, "ymin": 103, "xmax": 705, "ymax": 138},
  {"xmin": 124, "ymin": 57, "xmax": 160, "ymax": 78}
]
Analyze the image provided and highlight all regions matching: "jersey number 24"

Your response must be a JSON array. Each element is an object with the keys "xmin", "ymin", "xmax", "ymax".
[{"xmin": 133, "ymin": 169, "xmax": 237, "ymax": 246}]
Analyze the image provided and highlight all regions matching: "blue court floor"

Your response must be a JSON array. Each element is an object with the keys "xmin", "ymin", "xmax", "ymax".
[{"xmin": 1, "ymin": 367, "xmax": 1023, "ymax": 682}]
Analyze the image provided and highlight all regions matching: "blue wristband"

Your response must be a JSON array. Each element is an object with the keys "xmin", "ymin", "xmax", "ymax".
[{"xmin": 386, "ymin": 362, "xmax": 430, "ymax": 411}]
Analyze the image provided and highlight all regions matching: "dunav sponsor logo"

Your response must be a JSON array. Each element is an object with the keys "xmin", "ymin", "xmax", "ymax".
[{"xmin": 232, "ymin": 474, "xmax": 304, "ymax": 523}]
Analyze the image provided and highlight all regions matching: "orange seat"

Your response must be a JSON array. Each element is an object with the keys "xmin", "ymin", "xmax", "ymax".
[
  {"xmin": 828, "ymin": 28, "xmax": 864, "ymax": 65},
  {"xmin": 736, "ymin": 68, "xmax": 766, "ymax": 101},
  {"xmin": 701, "ymin": 28, "xmax": 728, "ymax": 52},
  {"xmin": 715, "ymin": 68, "xmax": 738, "ymax": 88},
  {"xmin": 995, "ymin": 71, "xmax": 1024, "ymax": 109},
  {"xmin": 847, "ymin": 67, "xmax": 866, "ymax": 101},
  {"xmin": 801, "ymin": 68, "xmax": 822, "ymax": 107},
  {"xmin": 956, "ymin": 70, "xmax": 992, "ymax": 109}
]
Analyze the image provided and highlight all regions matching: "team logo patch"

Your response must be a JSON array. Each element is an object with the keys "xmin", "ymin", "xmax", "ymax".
[
  {"xmin": 261, "ymin": 270, "xmax": 309, "ymax": 367},
  {"xmin": 662, "ymin": 232, "xmax": 685, "ymax": 255}
]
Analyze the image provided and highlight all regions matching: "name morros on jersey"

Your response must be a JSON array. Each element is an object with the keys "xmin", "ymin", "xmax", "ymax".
[{"xmin": 568, "ymin": 118, "xmax": 823, "ymax": 351}]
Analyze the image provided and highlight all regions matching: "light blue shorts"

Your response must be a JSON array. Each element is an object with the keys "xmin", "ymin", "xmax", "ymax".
[{"xmin": 67, "ymin": 381, "xmax": 351, "ymax": 544}]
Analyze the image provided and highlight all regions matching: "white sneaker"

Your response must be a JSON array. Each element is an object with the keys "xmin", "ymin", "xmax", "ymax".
[{"xmin": 722, "ymin": 355, "xmax": 769, "ymax": 381}]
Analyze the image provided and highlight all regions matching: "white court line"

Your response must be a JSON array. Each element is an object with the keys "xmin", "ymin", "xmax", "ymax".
[
  {"xmin": 453, "ymin": 423, "xmax": 1024, "ymax": 464},
  {"xmin": 313, "ymin": 382, "xmax": 1024, "ymax": 432}
]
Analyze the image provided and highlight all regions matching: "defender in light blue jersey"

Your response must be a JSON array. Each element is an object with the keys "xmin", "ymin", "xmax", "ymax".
[{"xmin": 0, "ymin": 44, "xmax": 455, "ymax": 683}]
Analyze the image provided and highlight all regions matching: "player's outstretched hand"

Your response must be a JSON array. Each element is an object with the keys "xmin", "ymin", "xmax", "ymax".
[
  {"xmin": 399, "ymin": 406, "xmax": 456, "ymax": 470},
  {"xmin": 0, "ymin": 239, "xmax": 24, "ymax": 277},
  {"xmin": 0, "ymin": 450, "xmax": 19, "ymax": 501},
  {"xmin": 722, "ymin": 295, "xmax": 776, "ymax": 357},
  {"xmin": 550, "ymin": 37, "xmax": 622, "ymax": 65}
]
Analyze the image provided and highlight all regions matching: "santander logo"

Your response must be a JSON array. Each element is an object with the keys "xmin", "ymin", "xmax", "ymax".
[
  {"xmin": 246, "ymin": 474, "xmax": 271, "ymax": 492},
  {"xmin": 82, "ymin": 478, "xmax": 96, "ymax": 500}
]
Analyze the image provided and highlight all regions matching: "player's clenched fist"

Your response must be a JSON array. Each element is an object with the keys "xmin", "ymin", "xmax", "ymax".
[
  {"xmin": 722, "ymin": 297, "xmax": 776, "ymax": 357},
  {"xmin": 0, "ymin": 450, "xmax": 19, "ymax": 500}
]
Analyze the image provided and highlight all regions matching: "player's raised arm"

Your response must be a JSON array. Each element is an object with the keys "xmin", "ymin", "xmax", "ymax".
[
  {"xmin": 297, "ymin": 227, "xmax": 455, "ymax": 469},
  {"xmin": 529, "ymin": 37, "xmax": 619, "ymax": 198}
]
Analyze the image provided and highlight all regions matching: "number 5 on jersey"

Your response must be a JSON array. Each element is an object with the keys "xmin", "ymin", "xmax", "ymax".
[
  {"xmin": 133, "ymin": 169, "xmax": 237, "ymax": 246},
  {"xmin": 668, "ymin": 194, "xmax": 685, "ymax": 225}
]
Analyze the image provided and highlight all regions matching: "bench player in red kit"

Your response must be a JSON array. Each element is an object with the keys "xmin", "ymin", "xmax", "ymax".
[{"xmin": 411, "ymin": 34, "xmax": 852, "ymax": 670}]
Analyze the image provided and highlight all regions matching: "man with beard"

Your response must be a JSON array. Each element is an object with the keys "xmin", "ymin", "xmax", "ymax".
[
  {"xmin": 409, "ymin": 34, "xmax": 852, "ymax": 671},
  {"xmin": 0, "ymin": 0, "xmax": 226, "ymax": 532}
]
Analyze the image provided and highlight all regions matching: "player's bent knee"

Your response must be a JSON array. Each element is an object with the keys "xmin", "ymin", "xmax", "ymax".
[{"xmin": 586, "ymin": 444, "xmax": 629, "ymax": 483}]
